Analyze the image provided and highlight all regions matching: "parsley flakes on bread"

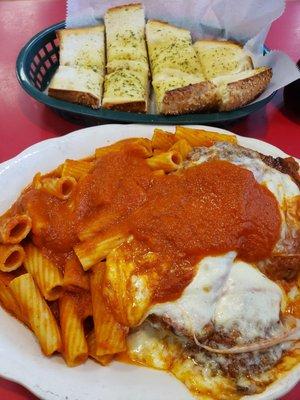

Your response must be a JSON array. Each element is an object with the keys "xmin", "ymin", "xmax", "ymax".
[
  {"xmin": 146, "ymin": 20, "xmax": 217, "ymax": 115},
  {"xmin": 102, "ymin": 3, "xmax": 149, "ymax": 113},
  {"xmin": 48, "ymin": 25, "xmax": 105, "ymax": 109}
]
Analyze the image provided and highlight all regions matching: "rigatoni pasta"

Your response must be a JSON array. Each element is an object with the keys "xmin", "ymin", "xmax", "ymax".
[
  {"xmin": 63, "ymin": 254, "xmax": 89, "ymax": 291},
  {"xmin": 35, "ymin": 176, "xmax": 77, "ymax": 200},
  {"xmin": 62, "ymin": 159, "xmax": 93, "ymax": 180},
  {"xmin": 9, "ymin": 273, "xmax": 62, "ymax": 356},
  {"xmin": 103, "ymin": 242, "xmax": 153, "ymax": 327},
  {"xmin": 78, "ymin": 209, "xmax": 120, "ymax": 241},
  {"xmin": 1, "ymin": 124, "xmax": 299, "ymax": 400},
  {"xmin": 3, "ymin": 125, "xmax": 280, "ymax": 386},
  {"xmin": 175, "ymin": 125, "xmax": 237, "ymax": 147},
  {"xmin": 74, "ymin": 231, "xmax": 129, "ymax": 270},
  {"xmin": 24, "ymin": 243, "xmax": 63, "ymax": 301},
  {"xmin": 0, "ymin": 244, "xmax": 25, "ymax": 272},
  {"xmin": 0, "ymin": 214, "xmax": 32, "ymax": 244},
  {"xmin": 170, "ymin": 139, "xmax": 193, "ymax": 160},
  {"xmin": 0, "ymin": 272, "xmax": 23, "ymax": 321},
  {"xmin": 90, "ymin": 263, "xmax": 127, "ymax": 356},
  {"xmin": 95, "ymin": 138, "xmax": 152, "ymax": 159},
  {"xmin": 146, "ymin": 150, "xmax": 182, "ymax": 172},
  {"xmin": 87, "ymin": 331, "xmax": 114, "ymax": 366},
  {"xmin": 59, "ymin": 293, "xmax": 88, "ymax": 367},
  {"xmin": 151, "ymin": 128, "xmax": 177, "ymax": 150}
]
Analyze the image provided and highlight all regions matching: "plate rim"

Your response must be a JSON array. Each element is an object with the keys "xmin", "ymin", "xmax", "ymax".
[
  {"xmin": 0, "ymin": 124, "xmax": 299, "ymax": 400},
  {"xmin": 0, "ymin": 123, "xmax": 291, "ymax": 171}
]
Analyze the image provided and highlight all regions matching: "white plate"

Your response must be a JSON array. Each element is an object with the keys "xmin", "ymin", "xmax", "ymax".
[{"xmin": 0, "ymin": 124, "xmax": 299, "ymax": 400}]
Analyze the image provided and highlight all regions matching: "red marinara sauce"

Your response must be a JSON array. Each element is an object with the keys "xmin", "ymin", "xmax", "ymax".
[
  {"xmin": 18, "ymin": 145, "xmax": 281, "ymax": 302},
  {"xmin": 127, "ymin": 159, "xmax": 281, "ymax": 302}
]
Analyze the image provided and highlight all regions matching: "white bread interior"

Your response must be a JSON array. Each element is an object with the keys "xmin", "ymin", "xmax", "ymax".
[
  {"xmin": 146, "ymin": 20, "xmax": 203, "ymax": 77},
  {"xmin": 57, "ymin": 25, "xmax": 105, "ymax": 73},
  {"xmin": 48, "ymin": 66, "xmax": 103, "ymax": 108},
  {"xmin": 106, "ymin": 60, "xmax": 149, "ymax": 75},
  {"xmin": 49, "ymin": 25, "xmax": 105, "ymax": 108}
]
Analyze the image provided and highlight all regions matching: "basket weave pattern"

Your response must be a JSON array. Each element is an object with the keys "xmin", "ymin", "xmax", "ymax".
[{"xmin": 28, "ymin": 38, "xmax": 59, "ymax": 91}]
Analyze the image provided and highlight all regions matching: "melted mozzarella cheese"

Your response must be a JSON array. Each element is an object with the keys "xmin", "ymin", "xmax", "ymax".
[
  {"xmin": 148, "ymin": 255, "xmax": 283, "ymax": 342},
  {"xmin": 148, "ymin": 252, "xmax": 236, "ymax": 337},
  {"xmin": 127, "ymin": 321, "xmax": 299, "ymax": 400},
  {"xmin": 213, "ymin": 261, "xmax": 282, "ymax": 341},
  {"xmin": 127, "ymin": 321, "xmax": 181, "ymax": 369}
]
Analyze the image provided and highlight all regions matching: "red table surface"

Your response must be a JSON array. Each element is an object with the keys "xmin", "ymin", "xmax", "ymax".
[{"xmin": 0, "ymin": 0, "xmax": 299, "ymax": 399}]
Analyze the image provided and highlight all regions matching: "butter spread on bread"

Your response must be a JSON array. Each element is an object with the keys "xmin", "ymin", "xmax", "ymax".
[
  {"xmin": 193, "ymin": 40, "xmax": 253, "ymax": 79},
  {"xmin": 48, "ymin": 25, "xmax": 105, "ymax": 108},
  {"xmin": 146, "ymin": 20, "xmax": 217, "ymax": 115},
  {"xmin": 102, "ymin": 69, "xmax": 148, "ymax": 112},
  {"xmin": 102, "ymin": 3, "xmax": 149, "ymax": 113}
]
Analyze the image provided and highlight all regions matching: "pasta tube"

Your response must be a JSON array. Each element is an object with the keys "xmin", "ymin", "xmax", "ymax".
[
  {"xmin": 74, "ymin": 231, "xmax": 128, "ymax": 270},
  {"xmin": 175, "ymin": 126, "xmax": 237, "ymax": 147},
  {"xmin": 59, "ymin": 291, "xmax": 91, "ymax": 366},
  {"xmin": 90, "ymin": 263, "xmax": 127, "ymax": 356},
  {"xmin": 0, "ymin": 214, "xmax": 32, "ymax": 244},
  {"xmin": 0, "ymin": 244, "xmax": 25, "ymax": 272},
  {"xmin": 10, "ymin": 273, "xmax": 62, "ymax": 356},
  {"xmin": 146, "ymin": 150, "xmax": 182, "ymax": 172},
  {"xmin": 24, "ymin": 243, "xmax": 63, "ymax": 301}
]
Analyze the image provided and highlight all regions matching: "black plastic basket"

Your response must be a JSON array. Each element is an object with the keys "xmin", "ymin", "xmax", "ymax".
[{"xmin": 16, "ymin": 21, "xmax": 276, "ymax": 126}]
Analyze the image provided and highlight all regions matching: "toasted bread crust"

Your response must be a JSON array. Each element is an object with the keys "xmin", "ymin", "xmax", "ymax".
[
  {"xmin": 56, "ymin": 25, "xmax": 104, "ymax": 41},
  {"xmin": 56, "ymin": 29, "xmax": 65, "ymax": 44},
  {"xmin": 219, "ymin": 68, "xmax": 272, "ymax": 111},
  {"xmin": 102, "ymin": 101, "xmax": 147, "ymax": 113},
  {"xmin": 161, "ymin": 81, "xmax": 218, "ymax": 115},
  {"xmin": 48, "ymin": 88, "xmax": 100, "ymax": 109},
  {"xmin": 106, "ymin": 3, "xmax": 143, "ymax": 14},
  {"xmin": 147, "ymin": 19, "xmax": 190, "ymax": 34},
  {"xmin": 194, "ymin": 39, "xmax": 244, "ymax": 49}
]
